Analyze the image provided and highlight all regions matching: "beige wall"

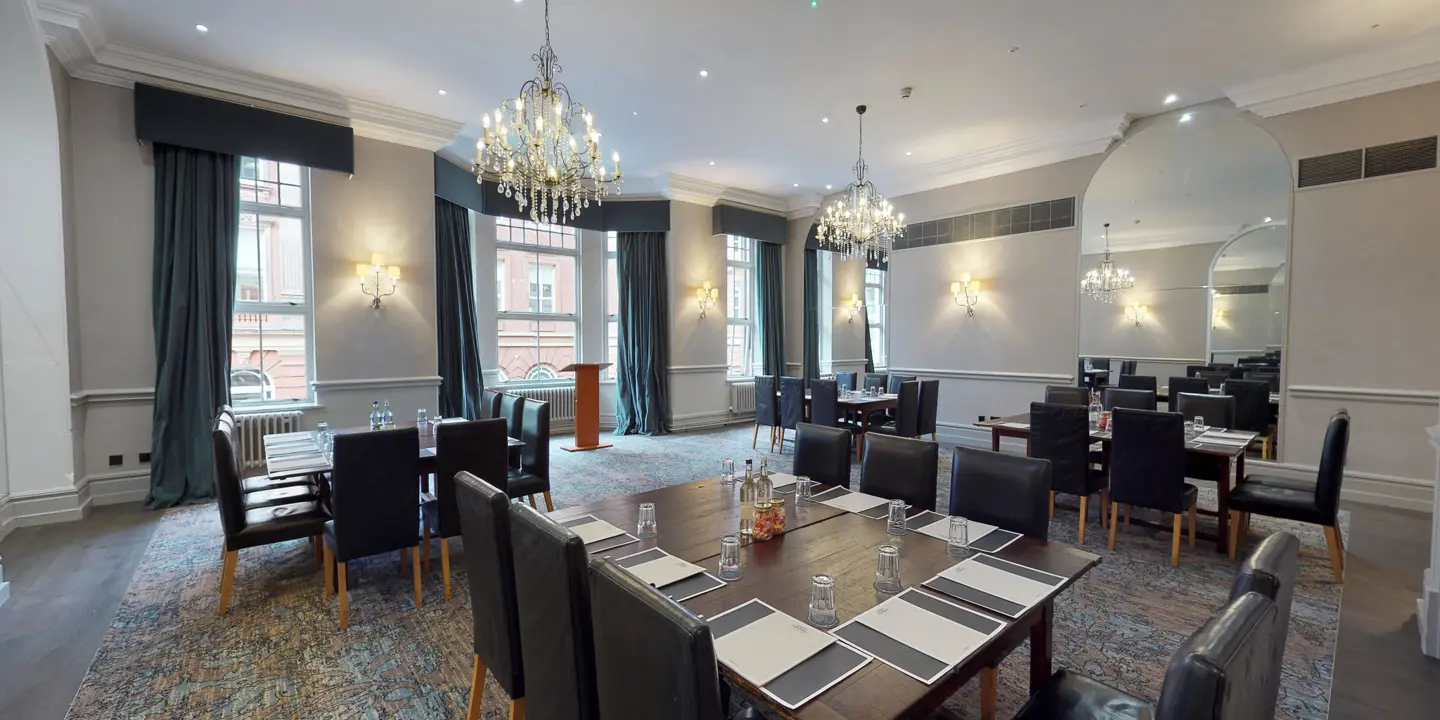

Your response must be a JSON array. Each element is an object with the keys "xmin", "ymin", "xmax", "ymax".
[{"xmin": 666, "ymin": 200, "xmax": 730, "ymax": 427}]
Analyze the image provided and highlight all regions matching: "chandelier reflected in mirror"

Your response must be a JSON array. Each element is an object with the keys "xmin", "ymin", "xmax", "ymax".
[
  {"xmin": 474, "ymin": 0, "xmax": 621, "ymax": 224},
  {"xmin": 1081, "ymin": 222, "xmax": 1135, "ymax": 302},
  {"xmin": 817, "ymin": 105, "xmax": 904, "ymax": 263}
]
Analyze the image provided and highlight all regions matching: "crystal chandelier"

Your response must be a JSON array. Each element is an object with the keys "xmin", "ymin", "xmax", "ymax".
[
  {"xmin": 1081, "ymin": 222, "xmax": 1135, "ymax": 302},
  {"xmin": 474, "ymin": 0, "xmax": 621, "ymax": 224},
  {"xmin": 817, "ymin": 105, "xmax": 904, "ymax": 263}
]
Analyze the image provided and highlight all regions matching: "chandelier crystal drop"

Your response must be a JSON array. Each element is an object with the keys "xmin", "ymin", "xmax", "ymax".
[
  {"xmin": 473, "ymin": 0, "xmax": 621, "ymax": 224},
  {"xmin": 816, "ymin": 105, "xmax": 904, "ymax": 263},
  {"xmin": 1081, "ymin": 222, "xmax": 1135, "ymax": 303}
]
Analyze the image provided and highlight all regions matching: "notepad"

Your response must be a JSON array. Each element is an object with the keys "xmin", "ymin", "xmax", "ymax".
[
  {"xmin": 998, "ymin": 421, "xmax": 1030, "ymax": 429},
  {"xmin": 562, "ymin": 516, "xmax": 627, "ymax": 545},
  {"xmin": 709, "ymin": 599, "xmax": 871, "ymax": 710},
  {"xmin": 267, "ymin": 456, "xmax": 329, "ymax": 473},
  {"xmin": 712, "ymin": 601, "xmax": 835, "ymax": 687},
  {"xmin": 620, "ymin": 549, "xmax": 706, "ymax": 588},
  {"xmin": 766, "ymin": 472, "xmax": 799, "ymax": 491},
  {"xmin": 924, "ymin": 554, "xmax": 1065, "ymax": 618},
  {"xmin": 832, "ymin": 588, "xmax": 1004, "ymax": 685},
  {"xmin": 912, "ymin": 516, "xmax": 1023, "ymax": 554},
  {"xmin": 817, "ymin": 489, "xmax": 889, "ymax": 515}
]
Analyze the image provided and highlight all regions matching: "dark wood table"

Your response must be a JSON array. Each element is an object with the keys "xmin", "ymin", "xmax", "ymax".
[
  {"xmin": 682, "ymin": 511, "xmax": 1100, "ymax": 719},
  {"xmin": 776, "ymin": 391, "xmax": 900, "ymax": 460},
  {"xmin": 977, "ymin": 414, "xmax": 1251, "ymax": 553},
  {"xmin": 264, "ymin": 421, "xmax": 522, "ymax": 480}
]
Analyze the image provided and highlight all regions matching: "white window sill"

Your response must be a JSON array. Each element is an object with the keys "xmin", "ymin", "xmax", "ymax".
[
  {"xmin": 233, "ymin": 401, "xmax": 324, "ymax": 414},
  {"xmin": 496, "ymin": 379, "xmax": 577, "ymax": 390}
]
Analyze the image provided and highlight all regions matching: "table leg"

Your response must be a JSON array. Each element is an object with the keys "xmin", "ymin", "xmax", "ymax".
[
  {"xmin": 991, "ymin": 428, "xmax": 1000, "ymax": 452},
  {"xmin": 1215, "ymin": 455, "xmax": 1232, "ymax": 555},
  {"xmin": 857, "ymin": 413, "xmax": 870, "ymax": 462},
  {"xmin": 1029, "ymin": 601, "xmax": 1054, "ymax": 692}
]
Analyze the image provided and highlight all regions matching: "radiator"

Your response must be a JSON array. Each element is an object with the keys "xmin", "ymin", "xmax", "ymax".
[
  {"xmin": 730, "ymin": 381, "xmax": 757, "ymax": 416},
  {"xmin": 236, "ymin": 410, "xmax": 304, "ymax": 472},
  {"xmin": 508, "ymin": 386, "xmax": 577, "ymax": 422}
]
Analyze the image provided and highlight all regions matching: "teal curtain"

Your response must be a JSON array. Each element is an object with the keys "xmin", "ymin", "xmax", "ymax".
[
  {"xmin": 757, "ymin": 241, "xmax": 785, "ymax": 376},
  {"xmin": 862, "ymin": 304, "xmax": 875, "ymax": 373},
  {"xmin": 435, "ymin": 198, "xmax": 484, "ymax": 418},
  {"xmin": 802, "ymin": 249, "xmax": 820, "ymax": 384},
  {"xmin": 147, "ymin": 143, "xmax": 238, "ymax": 509},
  {"xmin": 615, "ymin": 231, "xmax": 671, "ymax": 435}
]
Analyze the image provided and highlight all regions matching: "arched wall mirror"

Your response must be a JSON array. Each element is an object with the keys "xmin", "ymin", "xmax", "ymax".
[{"xmin": 1079, "ymin": 102, "xmax": 1291, "ymax": 455}]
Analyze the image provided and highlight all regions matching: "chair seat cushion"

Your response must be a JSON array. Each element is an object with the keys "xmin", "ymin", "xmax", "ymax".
[
  {"xmin": 1240, "ymin": 474, "xmax": 1314, "ymax": 492},
  {"xmin": 1013, "ymin": 669, "xmax": 1155, "ymax": 720},
  {"xmin": 232, "ymin": 501, "xmax": 329, "ymax": 551},
  {"xmin": 1228, "ymin": 483, "xmax": 1329, "ymax": 525},
  {"xmin": 243, "ymin": 484, "xmax": 318, "ymax": 509},
  {"xmin": 242, "ymin": 474, "xmax": 315, "ymax": 493},
  {"xmin": 507, "ymin": 469, "xmax": 548, "ymax": 497}
]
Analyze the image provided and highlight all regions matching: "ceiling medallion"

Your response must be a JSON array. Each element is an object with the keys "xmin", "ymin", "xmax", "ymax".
[
  {"xmin": 1081, "ymin": 222, "xmax": 1135, "ymax": 303},
  {"xmin": 816, "ymin": 105, "xmax": 904, "ymax": 263},
  {"xmin": 474, "ymin": 0, "xmax": 621, "ymax": 224}
]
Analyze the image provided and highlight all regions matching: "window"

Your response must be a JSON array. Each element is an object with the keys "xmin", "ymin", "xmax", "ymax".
[
  {"xmin": 232, "ymin": 157, "xmax": 313, "ymax": 405},
  {"xmin": 865, "ymin": 267, "xmax": 887, "ymax": 369},
  {"xmin": 726, "ymin": 235, "xmax": 759, "ymax": 377},
  {"xmin": 603, "ymin": 232, "xmax": 618, "ymax": 380},
  {"xmin": 495, "ymin": 217, "xmax": 579, "ymax": 384}
]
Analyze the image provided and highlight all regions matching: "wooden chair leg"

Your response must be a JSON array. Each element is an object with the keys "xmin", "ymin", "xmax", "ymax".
[
  {"xmin": 466, "ymin": 654, "xmax": 487, "ymax": 720},
  {"xmin": 509, "ymin": 698, "xmax": 527, "ymax": 720},
  {"xmin": 1324, "ymin": 526, "xmax": 1345, "ymax": 583},
  {"xmin": 1049, "ymin": 491, "xmax": 1056, "ymax": 517},
  {"xmin": 324, "ymin": 543, "xmax": 335, "ymax": 595},
  {"xmin": 423, "ymin": 525, "xmax": 432, "ymax": 574},
  {"xmin": 337, "ymin": 561, "xmax": 349, "ymax": 629},
  {"xmin": 218, "ymin": 547, "xmax": 238, "ymax": 616},
  {"xmin": 1170, "ymin": 513, "xmax": 1183, "ymax": 567},
  {"xmin": 1228, "ymin": 510, "xmax": 1241, "ymax": 560},
  {"xmin": 412, "ymin": 546, "xmax": 423, "ymax": 608},
  {"xmin": 526, "ymin": 495, "xmax": 538, "ymax": 509},
  {"xmin": 542, "ymin": 491, "xmax": 555, "ymax": 512},
  {"xmin": 1123, "ymin": 505, "xmax": 1131, "ymax": 533},
  {"xmin": 1188, "ymin": 504, "xmax": 1197, "ymax": 548},
  {"xmin": 441, "ymin": 538, "xmax": 452, "ymax": 601},
  {"xmin": 1100, "ymin": 487, "xmax": 1110, "ymax": 529},
  {"xmin": 1077, "ymin": 495, "xmax": 1088, "ymax": 545},
  {"xmin": 1107, "ymin": 503, "xmax": 1119, "ymax": 550},
  {"xmin": 399, "ymin": 548, "xmax": 408, "ymax": 576},
  {"xmin": 980, "ymin": 667, "xmax": 997, "ymax": 720},
  {"xmin": 752, "ymin": 423, "xmax": 760, "ymax": 449}
]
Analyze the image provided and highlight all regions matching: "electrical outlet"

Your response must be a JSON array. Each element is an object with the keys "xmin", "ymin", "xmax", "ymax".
[
  {"xmin": 108, "ymin": 454, "xmax": 123, "ymax": 467},
  {"xmin": 139, "ymin": 452, "xmax": 151, "ymax": 463}
]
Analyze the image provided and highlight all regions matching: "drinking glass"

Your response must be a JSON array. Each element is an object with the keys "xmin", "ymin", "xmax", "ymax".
[
  {"xmin": 720, "ymin": 459, "xmax": 736, "ymax": 485},
  {"xmin": 948, "ymin": 516, "xmax": 970, "ymax": 557},
  {"xmin": 886, "ymin": 499, "xmax": 908, "ymax": 536},
  {"xmin": 718, "ymin": 535, "xmax": 742, "ymax": 580},
  {"xmin": 808, "ymin": 573, "xmax": 838, "ymax": 628},
  {"xmin": 636, "ymin": 502, "xmax": 658, "ymax": 539},
  {"xmin": 1193, "ymin": 415, "xmax": 1207, "ymax": 432},
  {"xmin": 795, "ymin": 476, "xmax": 814, "ymax": 505},
  {"xmin": 315, "ymin": 422, "xmax": 331, "ymax": 454},
  {"xmin": 874, "ymin": 545, "xmax": 902, "ymax": 594},
  {"xmin": 416, "ymin": 408, "xmax": 428, "ymax": 427}
]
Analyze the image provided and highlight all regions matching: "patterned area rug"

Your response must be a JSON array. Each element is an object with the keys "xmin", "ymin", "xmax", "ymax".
[{"xmin": 67, "ymin": 425, "xmax": 1343, "ymax": 719}]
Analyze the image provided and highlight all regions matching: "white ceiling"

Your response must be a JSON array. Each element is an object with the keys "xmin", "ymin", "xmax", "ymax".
[{"xmin": 59, "ymin": 0, "xmax": 1440, "ymax": 203}]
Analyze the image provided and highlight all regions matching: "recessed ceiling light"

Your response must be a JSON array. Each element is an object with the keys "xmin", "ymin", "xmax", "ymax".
[
  {"xmin": 1264, "ymin": 216, "xmax": 1273, "ymax": 223},
  {"xmin": 1164, "ymin": 93, "xmax": 1179, "ymax": 105},
  {"xmin": 1008, "ymin": 46, "xmax": 1019, "ymax": 53},
  {"xmin": 699, "ymin": 70, "xmax": 708, "ymax": 77},
  {"xmin": 709, "ymin": 161, "xmax": 715, "ymax": 166},
  {"xmin": 437, "ymin": 89, "xmax": 447, "ymax": 95},
  {"xmin": 632, "ymin": 111, "xmax": 638, "ymax": 115},
  {"xmin": 905, "ymin": 151, "xmax": 912, "ymax": 156},
  {"xmin": 826, "ymin": 184, "xmax": 833, "ymax": 190},
  {"xmin": 195, "ymin": 24, "xmax": 209, "ymax": 33},
  {"xmin": 793, "ymin": 183, "xmax": 799, "ymax": 187},
  {"xmin": 822, "ymin": 117, "xmax": 829, "ymax": 123},
  {"xmin": 1179, "ymin": 113, "xmax": 1194, "ymax": 123}
]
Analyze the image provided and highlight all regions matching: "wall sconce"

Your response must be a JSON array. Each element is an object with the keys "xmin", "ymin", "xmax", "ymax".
[
  {"xmin": 950, "ymin": 272, "xmax": 979, "ymax": 316},
  {"xmin": 846, "ymin": 294, "xmax": 864, "ymax": 323},
  {"xmin": 1212, "ymin": 308, "xmax": 1226, "ymax": 329},
  {"xmin": 356, "ymin": 253, "xmax": 400, "ymax": 309},
  {"xmin": 696, "ymin": 281, "xmax": 720, "ymax": 318},
  {"xmin": 1124, "ymin": 304, "xmax": 1148, "ymax": 327}
]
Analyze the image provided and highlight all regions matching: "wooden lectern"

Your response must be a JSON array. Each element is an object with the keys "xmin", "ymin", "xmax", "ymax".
[{"xmin": 561, "ymin": 363, "xmax": 612, "ymax": 452}]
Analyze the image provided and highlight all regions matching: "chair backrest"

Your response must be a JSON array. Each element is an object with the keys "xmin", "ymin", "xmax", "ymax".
[
  {"xmin": 808, "ymin": 378, "xmax": 840, "ymax": 428},
  {"xmin": 588, "ymin": 559, "xmax": 725, "ymax": 720},
  {"xmin": 892, "ymin": 380, "xmax": 921, "ymax": 436},
  {"xmin": 1228, "ymin": 531, "xmax": 1301, "ymax": 720},
  {"xmin": 455, "ymin": 471, "xmax": 525, "ymax": 697},
  {"xmin": 211, "ymin": 417, "xmax": 248, "ymax": 540},
  {"xmin": 510, "ymin": 502, "xmax": 599, "ymax": 720},
  {"xmin": 329, "ymin": 428, "xmax": 421, "ymax": 561},
  {"xmin": 1119, "ymin": 360, "xmax": 1138, "ymax": 376},
  {"xmin": 1028, "ymin": 403, "xmax": 1097, "ymax": 497},
  {"xmin": 792, "ymin": 423, "xmax": 852, "ymax": 489},
  {"xmin": 1245, "ymin": 371, "xmax": 1280, "ymax": 392},
  {"xmin": 917, "ymin": 379, "xmax": 940, "ymax": 436},
  {"xmin": 1154, "ymin": 592, "xmax": 1279, "ymax": 720},
  {"xmin": 834, "ymin": 371, "xmax": 857, "ymax": 391},
  {"xmin": 779, "ymin": 376, "xmax": 807, "ymax": 430},
  {"xmin": 520, "ymin": 400, "xmax": 551, "ymax": 479},
  {"xmin": 1185, "ymin": 364, "xmax": 1210, "ymax": 378},
  {"xmin": 887, "ymin": 374, "xmax": 917, "ymax": 395},
  {"xmin": 1168, "ymin": 376, "xmax": 1210, "ymax": 399},
  {"xmin": 1176, "ymin": 392, "xmax": 1235, "ymax": 429},
  {"xmin": 1313, "ymin": 410, "xmax": 1350, "ymax": 520},
  {"xmin": 482, "ymin": 389, "xmax": 502, "ymax": 420},
  {"xmin": 499, "ymin": 393, "xmax": 526, "ymax": 439},
  {"xmin": 1044, "ymin": 385, "xmax": 1091, "ymax": 407},
  {"xmin": 860, "ymin": 434, "xmax": 938, "ymax": 511},
  {"xmin": 753, "ymin": 375, "xmax": 778, "ymax": 425},
  {"xmin": 949, "ymin": 447, "xmax": 1051, "ymax": 540},
  {"xmin": 1108, "ymin": 408, "xmax": 1188, "ymax": 513},
  {"xmin": 1117, "ymin": 374, "xmax": 1157, "ymax": 392},
  {"xmin": 863, "ymin": 372, "xmax": 888, "ymax": 392},
  {"xmin": 435, "ymin": 418, "xmax": 509, "ymax": 537},
  {"xmin": 1104, "ymin": 387, "xmax": 1158, "ymax": 412},
  {"xmin": 1227, "ymin": 366, "xmax": 1249, "ymax": 379},
  {"xmin": 1226, "ymin": 379, "xmax": 1271, "ymax": 433},
  {"xmin": 1198, "ymin": 371, "xmax": 1229, "ymax": 390}
]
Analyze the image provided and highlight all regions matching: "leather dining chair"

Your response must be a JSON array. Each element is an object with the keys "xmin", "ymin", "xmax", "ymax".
[
  {"xmin": 1106, "ymin": 408, "xmax": 1198, "ymax": 566},
  {"xmin": 1166, "ymin": 376, "xmax": 1209, "ymax": 401},
  {"xmin": 1197, "ymin": 370, "xmax": 1229, "ymax": 390},
  {"xmin": 1116, "ymin": 374, "xmax": 1156, "ymax": 393},
  {"xmin": 212, "ymin": 418, "xmax": 329, "ymax": 617},
  {"xmin": 455, "ymin": 471, "xmax": 526, "ymax": 720},
  {"xmin": 808, "ymin": 378, "xmax": 840, "ymax": 428},
  {"xmin": 1229, "ymin": 531, "xmax": 1301, "ymax": 720},
  {"xmin": 860, "ymin": 433, "xmax": 938, "ymax": 512},
  {"xmin": 1102, "ymin": 387, "xmax": 1157, "ymax": 412},
  {"xmin": 1044, "ymin": 385, "xmax": 1091, "ymax": 407},
  {"xmin": 1227, "ymin": 365, "xmax": 1250, "ymax": 379},
  {"xmin": 1227, "ymin": 379, "xmax": 1274, "ymax": 457},
  {"xmin": 1185, "ymin": 364, "xmax": 1210, "ymax": 378},
  {"xmin": 1246, "ymin": 370, "xmax": 1280, "ymax": 393},
  {"xmin": 949, "ymin": 446, "xmax": 1051, "ymax": 540},
  {"xmin": 1176, "ymin": 392, "xmax": 1235, "ymax": 429},
  {"xmin": 885, "ymin": 374, "xmax": 918, "ymax": 424},
  {"xmin": 423, "ymin": 418, "xmax": 507, "ymax": 601},
  {"xmin": 917, "ymin": 379, "xmax": 940, "ymax": 441},
  {"xmin": 792, "ymin": 423, "xmax": 852, "ymax": 489},
  {"xmin": 482, "ymin": 389, "xmax": 502, "ymax": 420},
  {"xmin": 863, "ymin": 372, "xmax": 888, "ymax": 392},
  {"xmin": 871, "ymin": 380, "xmax": 920, "ymax": 439},
  {"xmin": 834, "ymin": 371, "xmax": 857, "ymax": 392},
  {"xmin": 323, "ymin": 427, "xmax": 423, "ymax": 628},
  {"xmin": 499, "ymin": 393, "xmax": 526, "ymax": 470},
  {"xmin": 217, "ymin": 408, "xmax": 318, "ymax": 498},
  {"xmin": 752, "ymin": 375, "xmax": 780, "ymax": 451},
  {"xmin": 777, "ymin": 376, "xmax": 807, "ymax": 451},
  {"xmin": 510, "ymin": 502, "xmax": 599, "ymax": 720},
  {"xmin": 1119, "ymin": 360, "xmax": 1137, "ymax": 376},
  {"xmin": 510, "ymin": 400, "xmax": 553, "ymax": 510},
  {"xmin": 1028, "ymin": 403, "xmax": 1106, "ymax": 543},
  {"xmin": 1228, "ymin": 410, "xmax": 1350, "ymax": 581}
]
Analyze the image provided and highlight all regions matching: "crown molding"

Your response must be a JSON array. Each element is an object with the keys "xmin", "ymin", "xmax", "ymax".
[
  {"xmin": 1225, "ymin": 30, "xmax": 1440, "ymax": 118},
  {"xmin": 663, "ymin": 174, "xmax": 788, "ymax": 213},
  {"xmin": 36, "ymin": 0, "xmax": 105, "ymax": 67}
]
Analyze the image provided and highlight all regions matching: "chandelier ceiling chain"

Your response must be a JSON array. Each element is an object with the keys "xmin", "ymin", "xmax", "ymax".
[
  {"xmin": 816, "ymin": 105, "xmax": 905, "ymax": 263},
  {"xmin": 1080, "ymin": 222, "xmax": 1135, "ymax": 303},
  {"xmin": 474, "ymin": 0, "xmax": 621, "ymax": 225}
]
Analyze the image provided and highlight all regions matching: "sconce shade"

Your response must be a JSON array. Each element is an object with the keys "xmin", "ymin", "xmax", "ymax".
[
  {"xmin": 388, "ymin": 265, "xmax": 402, "ymax": 280},
  {"xmin": 370, "ymin": 252, "xmax": 385, "ymax": 266},
  {"xmin": 356, "ymin": 263, "xmax": 369, "ymax": 277},
  {"xmin": 950, "ymin": 281, "xmax": 961, "ymax": 294}
]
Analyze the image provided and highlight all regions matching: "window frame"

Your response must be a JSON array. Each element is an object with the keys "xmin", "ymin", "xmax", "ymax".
[
  {"xmin": 725, "ymin": 235, "xmax": 760, "ymax": 378},
  {"xmin": 865, "ymin": 267, "xmax": 887, "ymax": 370},
  {"xmin": 602, "ymin": 231, "xmax": 618, "ymax": 380},
  {"xmin": 494, "ymin": 217, "xmax": 581, "ymax": 388},
  {"xmin": 232, "ymin": 157, "xmax": 315, "ymax": 408}
]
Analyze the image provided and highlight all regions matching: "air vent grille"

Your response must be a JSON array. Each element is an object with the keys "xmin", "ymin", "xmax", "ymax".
[
  {"xmin": 1297, "ymin": 150, "xmax": 1362, "ymax": 188},
  {"xmin": 1363, "ymin": 136, "xmax": 1437, "ymax": 179},
  {"xmin": 894, "ymin": 197, "xmax": 1074, "ymax": 252},
  {"xmin": 1213, "ymin": 284, "xmax": 1270, "ymax": 296}
]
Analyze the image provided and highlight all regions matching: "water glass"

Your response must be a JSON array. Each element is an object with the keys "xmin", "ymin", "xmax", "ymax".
[
  {"xmin": 808, "ymin": 573, "xmax": 838, "ymax": 628},
  {"xmin": 1193, "ymin": 415, "xmax": 1207, "ymax": 432},
  {"xmin": 948, "ymin": 516, "xmax": 971, "ymax": 557},
  {"xmin": 886, "ymin": 499, "xmax": 908, "ymax": 536},
  {"xmin": 416, "ymin": 408, "xmax": 428, "ymax": 427},
  {"xmin": 720, "ymin": 458, "xmax": 737, "ymax": 485},
  {"xmin": 874, "ymin": 545, "xmax": 902, "ymax": 594},
  {"xmin": 795, "ymin": 476, "xmax": 814, "ymax": 505},
  {"xmin": 718, "ymin": 535, "xmax": 742, "ymax": 580},
  {"xmin": 636, "ymin": 502, "xmax": 658, "ymax": 539},
  {"xmin": 315, "ymin": 422, "xmax": 331, "ymax": 454}
]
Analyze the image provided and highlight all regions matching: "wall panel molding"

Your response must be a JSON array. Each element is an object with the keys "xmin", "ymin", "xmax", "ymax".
[
  {"xmin": 667, "ymin": 364, "xmax": 730, "ymax": 375},
  {"xmin": 70, "ymin": 387, "xmax": 156, "ymax": 406},
  {"xmin": 1287, "ymin": 385, "xmax": 1440, "ymax": 406},
  {"xmin": 888, "ymin": 368, "xmax": 1073, "ymax": 384}
]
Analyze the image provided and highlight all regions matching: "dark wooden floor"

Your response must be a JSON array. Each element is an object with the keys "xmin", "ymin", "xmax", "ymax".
[{"xmin": 1, "ymin": 501, "xmax": 1436, "ymax": 719}]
